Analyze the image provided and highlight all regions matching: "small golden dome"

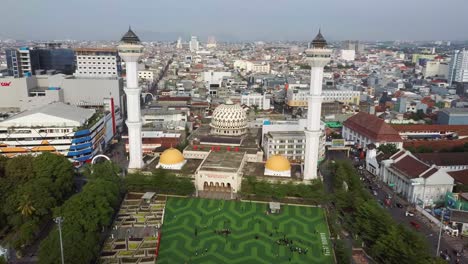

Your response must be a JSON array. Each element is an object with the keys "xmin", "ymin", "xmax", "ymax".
[
  {"xmin": 265, "ymin": 155, "xmax": 291, "ymax": 171},
  {"xmin": 159, "ymin": 148, "xmax": 185, "ymax": 165}
]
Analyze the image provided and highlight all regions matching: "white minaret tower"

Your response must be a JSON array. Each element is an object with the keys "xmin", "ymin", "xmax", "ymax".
[
  {"xmin": 118, "ymin": 27, "xmax": 144, "ymax": 169},
  {"xmin": 303, "ymin": 30, "xmax": 332, "ymax": 181}
]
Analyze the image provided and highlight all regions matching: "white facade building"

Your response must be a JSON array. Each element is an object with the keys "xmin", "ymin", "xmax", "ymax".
[
  {"xmin": 74, "ymin": 48, "xmax": 120, "ymax": 78},
  {"xmin": 287, "ymin": 86, "xmax": 360, "ymax": 106},
  {"xmin": 138, "ymin": 70, "xmax": 156, "ymax": 82},
  {"xmin": 448, "ymin": 49, "xmax": 468, "ymax": 85},
  {"xmin": 233, "ymin": 60, "xmax": 270, "ymax": 73},
  {"xmin": 240, "ymin": 93, "xmax": 271, "ymax": 110},
  {"xmin": 379, "ymin": 150, "xmax": 454, "ymax": 206},
  {"xmin": 340, "ymin": 49, "xmax": 356, "ymax": 61},
  {"xmin": 118, "ymin": 28, "xmax": 144, "ymax": 169},
  {"xmin": 189, "ymin": 36, "xmax": 199, "ymax": 52},
  {"xmin": 423, "ymin": 61, "xmax": 449, "ymax": 78}
]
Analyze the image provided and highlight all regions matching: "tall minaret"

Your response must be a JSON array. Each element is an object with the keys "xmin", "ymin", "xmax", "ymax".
[
  {"xmin": 118, "ymin": 27, "xmax": 144, "ymax": 169},
  {"xmin": 303, "ymin": 30, "xmax": 331, "ymax": 180}
]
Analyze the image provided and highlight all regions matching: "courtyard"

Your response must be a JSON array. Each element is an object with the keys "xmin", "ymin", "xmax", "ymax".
[{"xmin": 157, "ymin": 197, "xmax": 334, "ymax": 264}]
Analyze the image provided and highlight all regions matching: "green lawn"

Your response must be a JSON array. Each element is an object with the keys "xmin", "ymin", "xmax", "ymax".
[{"xmin": 157, "ymin": 197, "xmax": 334, "ymax": 264}]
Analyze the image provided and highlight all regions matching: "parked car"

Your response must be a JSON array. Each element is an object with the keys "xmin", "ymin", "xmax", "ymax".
[
  {"xmin": 396, "ymin": 203, "xmax": 403, "ymax": 208},
  {"xmin": 373, "ymin": 190, "xmax": 378, "ymax": 196},
  {"xmin": 410, "ymin": 221, "xmax": 420, "ymax": 229},
  {"xmin": 406, "ymin": 211, "xmax": 415, "ymax": 217},
  {"xmin": 439, "ymin": 251, "xmax": 450, "ymax": 261}
]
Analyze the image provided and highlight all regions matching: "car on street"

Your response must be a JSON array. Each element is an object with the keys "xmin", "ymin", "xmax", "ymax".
[
  {"xmin": 439, "ymin": 251, "xmax": 450, "ymax": 261},
  {"xmin": 406, "ymin": 211, "xmax": 415, "ymax": 217},
  {"xmin": 410, "ymin": 221, "xmax": 420, "ymax": 229},
  {"xmin": 396, "ymin": 203, "xmax": 403, "ymax": 208},
  {"xmin": 373, "ymin": 190, "xmax": 378, "ymax": 196}
]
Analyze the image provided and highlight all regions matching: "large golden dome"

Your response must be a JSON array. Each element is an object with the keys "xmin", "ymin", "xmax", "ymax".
[
  {"xmin": 159, "ymin": 148, "xmax": 185, "ymax": 165},
  {"xmin": 265, "ymin": 155, "xmax": 291, "ymax": 172}
]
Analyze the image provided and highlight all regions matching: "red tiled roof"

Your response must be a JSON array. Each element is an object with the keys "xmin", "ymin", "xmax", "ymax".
[
  {"xmin": 158, "ymin": 97, "xmax": 191, "ymax": 102},
  {"xmin": 392, "ymin": 124, "xmax": 468, "ymax": 136},
  {"xmin": 414, "ymin": 152, "xmax": 468, "ymax": 166},
  {"xmin": 390, "ymin": 150, "xmax": 406, "ymax": 160},
  {"xmin": 420, "ymin": 167, "xmax": 438, "ymax": 179},
  {"xmin": 448, "ymin": 169, "xmax": 468, "ymax": 185},
  {"xmin": 343, "ymin": 112, "xmax": 403, "ymax": 142},
  {"xmin": 390, "ymin": 155, "xmax": 430, "ymax": 179}
]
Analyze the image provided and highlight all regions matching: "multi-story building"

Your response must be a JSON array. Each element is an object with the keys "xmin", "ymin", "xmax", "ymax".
[
  {"xmin": 5, "ymin": 47, "xmax": 40, "ymax": 77},
  {"xmin": 340, "ymin": 50, "xmax": 355, "ymax": 61},
  {"xmin": 437, "ymin": 108, "xmax": 468, "ymax": 125},
  {"xmin": 138, "ymin": 70, "xmax": 156, "ymax": 82},
  {"xmin": 286, "ymin": 86, "xmax": 360, "ymax": 106},
  {"xmin": 342, "ymin": 112, "xmax": 403, "ymax": 149},
  {"xmin": 123, "ymin": 130, "xmax": 181, "ymax": 154},
  {"xmin": 233, "ymin": 60, "xmax": 270, "ymax": 73},
  {"xmin": 0, "ymin": 102, "xmax": 116, "ymax": 167},
  {"xmin": 189, "ymin": 36, "xmax": 199, "ymax": 52},
  {"xmin": 342, "ymin": 40, "xmax": 365, "ymax": 54},
  {"xmin": 74, "ymin": 48, "xmax": 121, "ymax": 78},
  {"xmin": 264, "ymin": 131, "xmax": 305, "ymax": 163},
  {"xmin": 423, "ymin": 61, "xmax": 449, "ymax": 78},
  {"xmin": 240, "ymin": 93, "xmax": 271, "ymax": 110},
  {"xmin": 448, "ymin": 49, "xmax": 468, "ymax": 96}
]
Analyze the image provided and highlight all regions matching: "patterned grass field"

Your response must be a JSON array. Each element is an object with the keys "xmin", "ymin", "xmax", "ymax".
[{"xmin": 157, "ymin": 197, "xmax": 334, "ymax": 264}]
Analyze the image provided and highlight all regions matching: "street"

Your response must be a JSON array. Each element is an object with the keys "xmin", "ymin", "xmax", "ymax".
[{"xmin": 322, "ymin": 150, "xmax": 467, "ymax": 264}]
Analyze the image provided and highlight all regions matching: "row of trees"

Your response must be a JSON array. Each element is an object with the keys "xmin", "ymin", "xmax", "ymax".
[
  {"xmin": 38, "ymin": 162, "xmax": 123, "ymax": 264},
  {"xmin": 125, "ymin": 169, "xmax": 195, "ymax": 195},
  {"xmin": 0, "ymin": 153, "xmax": 74, "ymax": 253},
  {"xmin": 330, "ymin": 161, "xmax": 444, "ymax": 264},
  {"xmin": 240, "ymin": 176, "xmax": 327, "ymax": 204}
]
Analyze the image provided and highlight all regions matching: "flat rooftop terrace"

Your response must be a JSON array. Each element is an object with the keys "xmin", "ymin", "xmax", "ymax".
[{"xmin": 199, "ymin": 151, "xmax": 245, "ymax": 173}]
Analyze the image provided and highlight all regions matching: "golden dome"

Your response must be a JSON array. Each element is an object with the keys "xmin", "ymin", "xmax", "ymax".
[
  {"xmin": 265, "ymin": 155, "xmax": 291, "ymax": 171},
  {"xmin": 159, "ymin": 148, "xmax": 185, "ymax": 165}
]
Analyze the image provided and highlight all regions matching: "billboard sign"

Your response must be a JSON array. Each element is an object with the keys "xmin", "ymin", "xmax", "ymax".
[{"xmin": 331, "ymin": 139, "xmax": 345, "ymax": 148}]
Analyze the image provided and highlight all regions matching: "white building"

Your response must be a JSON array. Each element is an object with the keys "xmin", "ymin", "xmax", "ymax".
[
  {"xmin": 0, "ymin": 74, "xmax": 124, "ymax": 111},
  {"xmin": 203, "ymin": 71, "xmax": 232, "ymax": 87},
  {"xmin": 340, "ymin": 49, "xmax": 356, "ymax": 61},
  {"xmin": 74, "ymin": 48, "xmax": 121, "ymax": 78},
  {"xmin": 448, "ymin": 49, "xmax": 468, "ymax": 85},
  {"xmin": 138, "ymin": 70, "xmax": 156, "ymax": 82},
  {"xmin": 233, "ymin": 60, "xmax": 270, "ymax": 73},
  {"xmin": 287, "ymin": 86, "xmax": 360, "ymax": 106},
  {"xmin": 379, "ymin": 150, "xmax": 454, "ymax": 206},
  {"xmin": 0, "ymin": 102, "xmax": 115, "ymax": 166},
  {"xmin": 423, "ymin": 61, "xmax": 449, "ymax": 78},
  {"xmin": 189, "ymin": 36, "xmax": 199, "ymax": 52},
  {"xmin": 240, "ymin": 93, "xmax": 271, "ymax": 110}
]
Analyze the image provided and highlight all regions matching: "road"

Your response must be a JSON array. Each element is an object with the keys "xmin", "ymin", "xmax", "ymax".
[{"xmin": 323, "ymin": 150, "xmax": 467, "ymax": 264}]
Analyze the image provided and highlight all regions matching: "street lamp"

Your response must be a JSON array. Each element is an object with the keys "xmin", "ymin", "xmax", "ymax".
[
  {"xmin": 436, "ymin": 208, "xmax": 445, "ymax": 257},
  {"xmin": 54, "ymin": 217, "xmax": 65, "ymax": 264}
]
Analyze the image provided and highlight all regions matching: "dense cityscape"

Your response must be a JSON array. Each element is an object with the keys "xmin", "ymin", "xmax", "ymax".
[{"xmin": 1, "ymin": 3, "xmax": 468, "ymax": 264}]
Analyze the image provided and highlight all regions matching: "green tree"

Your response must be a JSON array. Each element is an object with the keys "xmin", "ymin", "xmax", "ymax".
[{"xmin": 377, "ymin": 144, "xmax": 398, "ymax": 155}]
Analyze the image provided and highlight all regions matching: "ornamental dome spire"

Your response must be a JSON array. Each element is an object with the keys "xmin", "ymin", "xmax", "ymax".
[
  {"xmin": 120, "ymin": 26, "xmax": 141, "ymax": 44},
  {"xmin": 311, "ymin": 29, "xmax": 327, "ymax": 49}
]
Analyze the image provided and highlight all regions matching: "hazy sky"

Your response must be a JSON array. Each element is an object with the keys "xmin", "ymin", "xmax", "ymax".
[{"xmin": 1, "ymin": 0, "xmax": 467, "ymax": 41}]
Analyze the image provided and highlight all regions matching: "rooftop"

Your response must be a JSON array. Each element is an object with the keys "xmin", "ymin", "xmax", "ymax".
[
  {"xmin": 199, "ymin": 151, "xmax": 245, "ymax": 173},
  {"xmin": 343, "ymin": 112, "xmax": 402, "ymax": 142},
  {"xmin": 448, "ymin": 169, "xmax": 468, "ymax": 185},
  {"xmin": 414, "ymin": 152, "xmax": 468, "ymax": 166},
  {"xmin": 390, "ymin": 155, "xmax": 431, "ymax": 179}
]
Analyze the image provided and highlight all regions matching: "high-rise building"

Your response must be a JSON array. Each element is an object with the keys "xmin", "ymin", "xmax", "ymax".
[
  {"xmin": 6, "ymin": 45, "xmax": 75, "ymax": 77},
  {"xmin": 176, "ymin": 37, "xmax": 182, "ymax": 49},
  {"xmin": 343, "ymin": 40, "xmax": 365, "ymax": 54},
  {"xmin": 189, "ymin": 36, "xmax": 199, "ymax": 52},
  {"xmin": 118, "ymin": 27, "xmax": 144, "ymax": 169},
  {"xmin": 303, "ymin": 30, "xmax": 331, "ymax": 180},
  {"xmin": 207, "ymin": 36, "xmax": 217, "ymax": 49},
  {"xmin": 5, "ymin": 47, "xmax": 40, "ymax": 77},
  {"xmin": 448, "ymin": 49, "xmax": 468, "ymax": 95},
  {"xmin": 74, "ymin": 48, "xmax": 121, "ymax": 78}
]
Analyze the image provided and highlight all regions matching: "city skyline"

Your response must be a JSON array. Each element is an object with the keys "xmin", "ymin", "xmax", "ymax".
[{"xmin": 1, "ymin": 0, "xmax": 468, "ymax": 42}]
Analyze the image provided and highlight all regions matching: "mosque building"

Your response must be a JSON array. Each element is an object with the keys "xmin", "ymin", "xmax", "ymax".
[{"xmin": 150, "ymin": 30, "xmax": 329, "ymax": 197}]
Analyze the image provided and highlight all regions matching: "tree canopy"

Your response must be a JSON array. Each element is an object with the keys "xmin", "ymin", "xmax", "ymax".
[
  {"xmin": 0, "ymin": 153, "xmax": 74, "ymax": 251},
  {"xmin": 38, "ymin": 162, "xmax": 123, "ymax": 264},
  {"xmin": 125, "ymin": 168, "xmax": 195, "ymax": 195}
]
